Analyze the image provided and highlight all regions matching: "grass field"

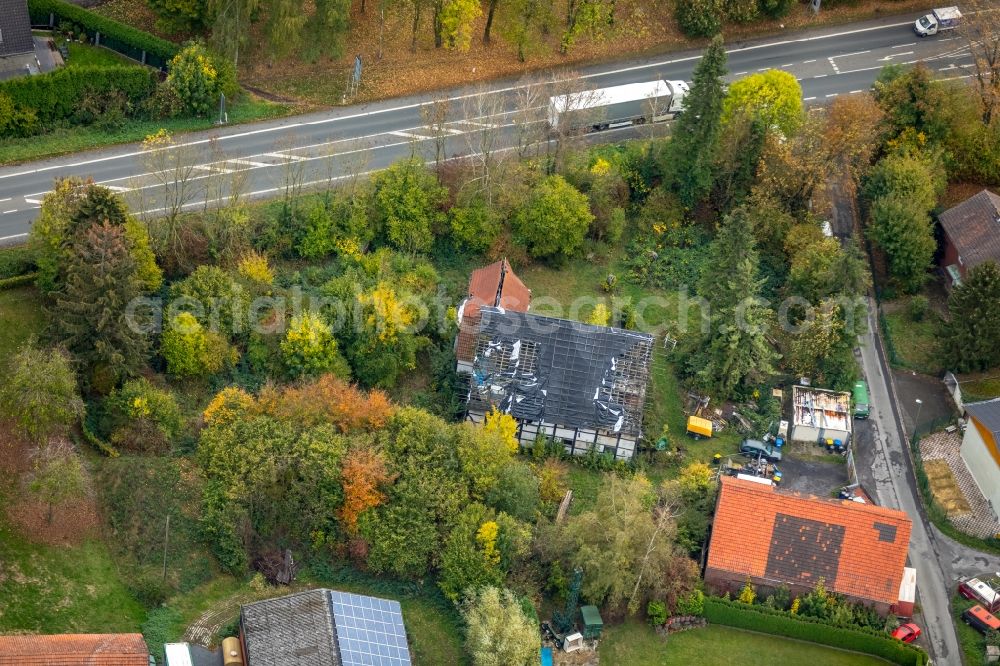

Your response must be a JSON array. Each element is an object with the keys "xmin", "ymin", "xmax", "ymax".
[
  {"xmin": 0, "ymin": 516, "xmax": 145, "ymax": 634},
  {"xmin": 0, "ymin": 286, "xmax": 45, "ymax": 363},
  {"xmin": 882, "ymin": 305, "xmax": 943, "ymax": 376},
  {"xmin": 600, "ymin": 621, "xmax": 891, "ymax": 665},
  {"xmin": 64, "ymin": 40, "xmax": 135, "ymax": 68}
]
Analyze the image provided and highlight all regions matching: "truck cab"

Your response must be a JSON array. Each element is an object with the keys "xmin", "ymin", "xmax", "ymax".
[{"xmin": 914, "ymin": 6, "xmax": 962, "ymax": 36}]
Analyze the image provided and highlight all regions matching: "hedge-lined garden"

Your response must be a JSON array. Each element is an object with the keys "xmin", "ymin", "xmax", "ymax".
[
  {"xmin": 27, "ymin": 0, "xmax": 178, "ymax": 69},
  {"xmin": 0, "ymin": 66, "xmax": 157, "ymax": 125},
  {"xmin": 704, "ymin": 597, "xmax": 929, "ymax": 666}
]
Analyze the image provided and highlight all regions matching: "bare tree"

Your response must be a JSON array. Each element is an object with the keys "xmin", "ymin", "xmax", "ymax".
[
  {"xmin": 461, "ymin": 84, "xmax": 509, "ymax": 205},
  {"xmin": 139, "ymin": 129, "xmax": 205, "ymax": 258},
  {"xmin": 512, "ymin": 75, "xmax": 546, "ymax": 159},
  {"xmin": 960, "ymin": 0, "xmax": 1000, "ymax": 124},
  {"xmin": 272, "ymin": 135, "xmax": 308, "ymax": 219},
  {"xmin": 421, "ymin": 96, "xmax": 452, "ymax": 171},
  {"xmin": 546, "ymin": 71, "xmax": 604, "ymax": 173}
]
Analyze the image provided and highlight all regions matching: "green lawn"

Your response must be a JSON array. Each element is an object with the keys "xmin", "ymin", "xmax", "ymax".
[
  {"xmin": 64, "ymin": 40, "xmax": 135, "ymax": 68},
  {"xmin": 0, "ymin": 286, "xmax": 45, "ymax": 363},
  {"xmin": 882, "ymin": 303, "xmax": 943, "ymax": 376},
  {"xmin": 600, "ymin": 621, "xmax": 890, "ymax": 665},
  {"xmin": 961, "ymin": 374, "xmax": 1000, "ymax": 402},
  {"xmin": 0, "ymin": 517, "xmax": 145, "ymax": 633},
  {"xmin": 0, "ymin": 97, "xmax": 294, "ymax": 166}
]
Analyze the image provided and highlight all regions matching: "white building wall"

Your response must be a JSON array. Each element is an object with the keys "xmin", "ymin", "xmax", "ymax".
[{"xmin": 961, "ymin": 425, "xmax": 1000, "ymax": 516}]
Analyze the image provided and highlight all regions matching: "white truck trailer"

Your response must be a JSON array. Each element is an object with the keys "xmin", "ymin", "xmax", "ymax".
[
  {"xmin": 914, "ymin": 6, "xmax": 962, "ymax": 36},
  {"xmin": 547, "ymin": 80, "xmax": 688, "ymax": 133}
]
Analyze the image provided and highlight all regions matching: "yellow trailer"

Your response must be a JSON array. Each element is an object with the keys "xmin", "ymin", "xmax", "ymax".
[{"xmin": 686, "ymin": 415, "xmax": 713, "ymax": 439}]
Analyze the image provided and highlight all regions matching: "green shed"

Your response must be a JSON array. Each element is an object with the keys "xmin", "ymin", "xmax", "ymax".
[{"xmin": 580, "ymin": 605, "xmax": 603, "ymax": 639}]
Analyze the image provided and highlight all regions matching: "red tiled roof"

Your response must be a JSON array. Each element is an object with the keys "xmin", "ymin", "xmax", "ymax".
[
  {"xmin": 0, "ymin": 634, "xmax": 149, "ymax": 666},
  {"xmin": 939, "ymin": 189, "xmax": 1000, "ymax": 271},
  {"xmin": 456, "ymin": 259, "xmax": 530, "ymax": 362},
  {"xmin": 707, "ymin": 477, "xmax": 912, "ymax": 606}
]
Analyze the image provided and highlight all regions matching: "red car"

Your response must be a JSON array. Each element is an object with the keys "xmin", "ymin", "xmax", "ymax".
[{"xmin": 892, "ymin": 623, "xmax": 922, "ymax": 643}]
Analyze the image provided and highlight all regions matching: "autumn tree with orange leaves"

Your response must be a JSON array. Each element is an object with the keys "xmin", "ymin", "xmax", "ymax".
[{"xmin": 338, "ymin": 448, "xmax": 396, "ymax": 536}]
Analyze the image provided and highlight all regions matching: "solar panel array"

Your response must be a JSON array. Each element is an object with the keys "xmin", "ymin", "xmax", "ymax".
[{"xmin": 329, "ymin": 591, "xmax": 412, "ymax": 666}]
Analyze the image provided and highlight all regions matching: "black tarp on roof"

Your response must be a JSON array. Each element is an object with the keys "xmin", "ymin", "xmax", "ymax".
[{"xmin": 467, "ymin": 307, "xmax": 653, "ymax": 436}]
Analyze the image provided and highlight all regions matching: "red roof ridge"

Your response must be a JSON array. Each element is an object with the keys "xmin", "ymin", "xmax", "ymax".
[
  {"xmin": 0, "ymin": 633, "xmax": 149, "ymax": 665},
  {"xmin": 719, "ymin": 476, "xmax": 910, "ymax": 519}
]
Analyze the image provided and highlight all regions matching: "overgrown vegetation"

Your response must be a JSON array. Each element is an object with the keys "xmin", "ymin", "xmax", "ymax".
[{"xmin": 9, "ymin": 34, "xmax": 981, "ymax": 664}]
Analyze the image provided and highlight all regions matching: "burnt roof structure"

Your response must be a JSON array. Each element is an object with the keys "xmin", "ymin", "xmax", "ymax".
[
  {"xmin": 467, "ymin": 307, "xmax": 653, "ymax": 436},
  {"xmin": 241, "ymin": 589, "xmax": 411, "ymax": 666},
  {"xmin": 0, "ymin": 0, "xmax": 34, "ymax": 58}
]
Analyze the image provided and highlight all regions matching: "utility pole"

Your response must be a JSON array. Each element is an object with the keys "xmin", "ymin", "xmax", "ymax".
[{"xmin": 162, "ymin": 514, "xmax": 171, "ymax": 583}]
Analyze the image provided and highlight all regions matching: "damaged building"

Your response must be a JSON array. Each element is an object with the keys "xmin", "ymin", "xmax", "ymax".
[{"xmin": 460, "ymin": 306, "xmax": 654, "ymax": 460}]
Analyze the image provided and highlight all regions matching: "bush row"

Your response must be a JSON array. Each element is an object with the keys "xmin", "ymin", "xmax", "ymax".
[
  {"xmin": 27, "ymin": 0, "xmax": 178, "ymax": 69},
  {"xmin": 0, "ymin": 66, "xmax": 158, "ymax": 126},
  {"xmin": 0, "ymin": 274, "xmax": 39, "ymax": 291},
  {"xmin": 703, "ymin": 597, "xmax": 928, "ymax": 666},
  {"xmin": 0, "ymin": 245, "xmax": 36, "ymax": 280}
]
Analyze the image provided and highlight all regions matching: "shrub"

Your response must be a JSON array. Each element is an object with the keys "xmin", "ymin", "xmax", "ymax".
[
  {"xmin": 449, "ymin": 200, "xmax": 503, "ymax": 253},
  {"xmin": 169, "ymin": 265, "xmax": 249, "ymax": 340},
  {"xmin": 161, "ymin": 312, "xmax": 236, "ymax": 378},
  {"xmin": 675, "ymin": 0, "xmax": 723, "ymax": 38},
  {"xmin": 647, "ymin": 600, "xmax": 668, "ymax": 626},
  {"xmin": 166, "ymin": 42, "xmax": 238, "ymax": 117},
  {"xmin": 758, "ymin": 0, "xmax": 793, "ymax": 18},
  {"xmin": 0, "ymin": 245, "xmax": 37, "ymax": 279},
  {"xmin": 908, "ymin": 294, "xmax": 929, "ymax": 322},
  {"xmin": 0, "ymin": 92, "xmax": 39, "ymax": 138},
  {"xmin": 105, "ymin": 378, "xmax": 183, "ymax": 453},
  {"xmin": 724, "ymin": 0, "xmax": 759, "ymax": 23},
  {"xmin": 513, "ymin": 175, "xmax": 592, "ymax": 262},
  {"xmin": 371, "ymin": 158, "xmax": 448, "ymax": 255},
  {"xmin": 237, "ymin": 250, "xmax": 274, "ymax": 285},
  {"xmin": 280, "ymin": 311, "xmax": 350, "ymax": 379},
  {"xmin": 27, "ymin": 0, "xmax": 179, "ymax": 68},
  {"xmin": 676, "ymin": 589, "xmax": 705, "ymax": 616}
]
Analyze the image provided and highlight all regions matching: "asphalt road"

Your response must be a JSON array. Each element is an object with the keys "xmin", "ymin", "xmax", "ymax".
[
  {"xmin": 0, "ymin": 11, "xmax": 979, "ymax": 244},
  {"xmin": 857, "ymin": 301, "xmax": 961, "ymax": 664}
]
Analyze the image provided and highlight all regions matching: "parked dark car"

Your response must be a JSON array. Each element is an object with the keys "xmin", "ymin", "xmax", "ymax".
[{"xmin": 739, "ymin": 438, "xmax": 782, "ymax": 462}]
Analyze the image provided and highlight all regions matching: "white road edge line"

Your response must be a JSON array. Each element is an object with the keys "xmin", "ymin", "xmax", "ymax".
[
  {"xmin": 0, "ymin": 18, "xmax": 918, "ymax": 181},
  {"xmin": 0, "ymin": 233, "xmax": 28, "ymax": 241},
  {"xmin": 2, "ymin": 209, "xmax": 17, "ymax": 214}
]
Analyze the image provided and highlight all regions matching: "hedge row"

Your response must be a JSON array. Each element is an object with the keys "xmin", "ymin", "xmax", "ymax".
[
  {"xmin": 0, "ymin": 274, "xmax": 38, "ymax": 291},
  {"xmin": 0, "ymin": 66, "xmax": 158, "ymax": 124},
  {"xmin": 81, "ymin": 419, "xmax": 120, "ymax": 457},
  {"xmin": 703, "ymin": 597, "xmax": 929, "ymax": 666},
  {"xmin": 27, "ymin": 0, "xmax": 179, "ymax": 70},
  {"xmin": 0, "ymin": 245, "xmax": 36, "ymax": 280}
]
